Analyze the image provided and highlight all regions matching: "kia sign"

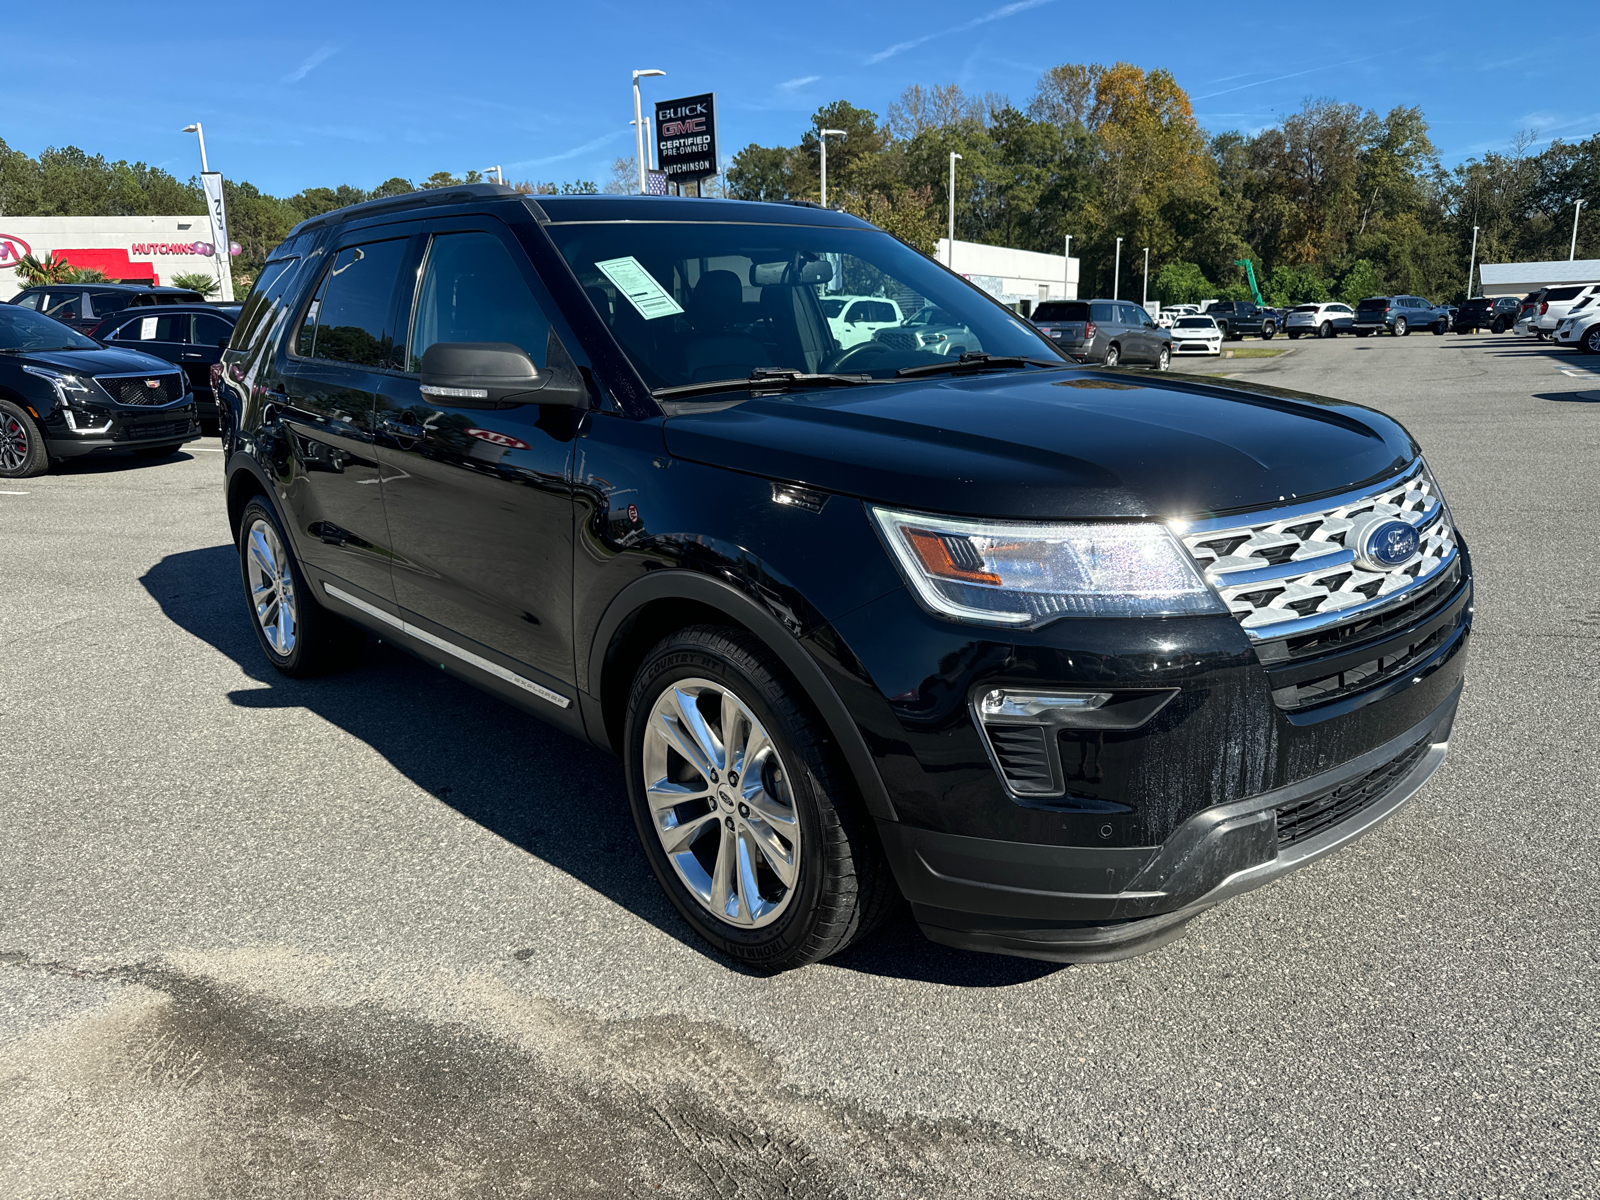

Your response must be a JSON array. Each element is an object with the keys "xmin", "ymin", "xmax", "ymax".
[
  {"xmin": 0, "ymin": 233, "xmax": 33, "ymax": 272},
  {"xmin": 654, "ymin": 92, "xmax": 717, "ymax": 183}
]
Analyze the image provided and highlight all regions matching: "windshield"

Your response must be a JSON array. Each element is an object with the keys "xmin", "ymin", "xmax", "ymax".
[
  {"xmin": 545, "ymin": 221, "xmax": 1061, "ymax": 390},
  {"xmin": 1175, "ymin": 317, "xmax": 1215, "ymax": 329},
  {"xmin": 0, "ymin": 304, "xmax": 100, "ymax": 352}
]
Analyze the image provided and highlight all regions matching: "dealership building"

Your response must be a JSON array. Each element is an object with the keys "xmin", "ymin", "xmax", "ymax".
[
  {"xmin": 0, "ymin": 216, "xmax": 227, "ymax": 299},
  {"xmin": 935, "ymin": 238, "xmax": 1080, "ymax": 312}
]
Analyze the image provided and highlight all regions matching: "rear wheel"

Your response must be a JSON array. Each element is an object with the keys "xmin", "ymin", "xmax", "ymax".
[
  {"xmin": 1318, "ymin": 321, "xmax": 1333, "ymax": 339},
  {"xmin": 624, "ymin": 626, "xmax": 894, "ymax": 970},
  {"xmin": 1153, "ymin": 345, "xmax": 1170, "ymax": 372},
  {"xmin": 0, "ymin": 400, "xmax": 49, "ymax": 479},
  {"xmin": 1103, "ymin": 343, "xmax": 1121, "ymax": 367},
  {"xmin": 237, "ymin": 496, "xmax": 366, "ymax": 677},
  {"xmin": 1394, "ymin": 317, "xmax": 1409, "ymax": 337},
  {"xmin": 1492, "ymin": 317, "xmax": 1508, "ymax": 333}
]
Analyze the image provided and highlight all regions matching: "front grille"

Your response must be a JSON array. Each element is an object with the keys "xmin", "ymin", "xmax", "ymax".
[
  {"xmin": 874, "ymin": 329, "xmax": 919, "ymax": 352},
  {"xmin": 114, "ymin": 418, "xmax": 196, "ymax": 443},
  {"xmin": 1275, "ymin": 738, "xmax": 1431, "ymax": 848},
  {"xmin": 1180, "ymin": 464, "xmax": 1458, "ymax": 641},
  {"xmin": 98, "ymin": 372, "xmax": 185, "ymax": 406},
  {"xmin": 1271, "ymin": 620, "xmax": 1454, "ymax": 710}
]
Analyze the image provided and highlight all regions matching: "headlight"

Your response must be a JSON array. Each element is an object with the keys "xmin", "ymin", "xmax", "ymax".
[
  {"xmin": 21, "ymin": 365, "xmax": 100, "ymax": 408},
  {"xmin": 871, "ymin": 507, "xmax": 1227, "ymax": 627}
]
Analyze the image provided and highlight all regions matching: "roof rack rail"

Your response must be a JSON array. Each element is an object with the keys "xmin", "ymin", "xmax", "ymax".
[{"xmin": 288, "ymin": 182, "xmax": 520, "ymax": 237}]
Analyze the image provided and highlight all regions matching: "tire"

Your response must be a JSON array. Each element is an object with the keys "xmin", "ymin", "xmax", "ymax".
[
  {"xmin": 1215, "ymin": 324, "xmax": 1229, "ymax": 341},
  {"xmin": 1394, "ymin": 317, "xmax": 1409, "ymax": 337},
  {"xmin": 131, "ymin": 442, "xmax": 183, "ymax": 458},
  {"xmin": 623, "ymin": 625, "xmax": 894, "ymax": 970},
  {"xmin": 1260, "ymin": 322, "xmax": 1275, "ymax": 340},
  {"xmin": 1153, "ymin": 345, "xmax": 1170, "ymax": 372},
  {"xmin": 1318, "ymin": 322, "xmax": 1333, "ymax": 339},
  {"xmin": 0, "ymin": 399, "xmax": 49, "ymax": 479},
  {"xmin": 236, "ymin": 495, "xmax": 366, "ymax": 677},
  {"xmin": 1492, "ymin": 318, "xmax": 1508, "ymax": 333},
  {"xmin": 1433, "ymin": 320, "xmax": 1447, "ymax": 335},
  {"xmin": 1103, "ymin": 343, "xmax": 1121, "ymax": 367},
  {"xmin": 1583, "ymin": 324, "xmax": 1600, "ymax": 354}
]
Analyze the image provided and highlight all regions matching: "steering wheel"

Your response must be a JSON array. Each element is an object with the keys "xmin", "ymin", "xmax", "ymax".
[{"xmin": 825, "ymin": 341, "xmax": 898, "ymax": 372}]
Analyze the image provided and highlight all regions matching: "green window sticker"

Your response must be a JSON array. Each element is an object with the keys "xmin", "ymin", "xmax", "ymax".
[{"xmin": 595, "ymin": 256, "xmax": 685, "ymax": 321}]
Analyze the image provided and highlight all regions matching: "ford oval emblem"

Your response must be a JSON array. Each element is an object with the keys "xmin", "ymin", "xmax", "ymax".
[{"xmin": 1363, "ymin": 519, "xmax": 1419, "ymax": 569}]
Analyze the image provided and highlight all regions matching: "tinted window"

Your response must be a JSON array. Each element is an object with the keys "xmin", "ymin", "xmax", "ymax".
[
  {"xmin": 194, "ymin": 314, "xmax": 233, "ymax": 347},
  {"xmin": 234, "ymin": 258, "xmax": 300, "ymax": 354},
  {"xmin": 44, "ymin": 292, "xmax": 83, "ymax": 320},
  {"xmin": 87, "ymin": 292, "xmax": 129, "ymax": 317},
  {"xmin": 12, "ymin": 292, "xmax": 43, "ymax": 310},
  {"xmin": 1089, "ymin": 302, "xmax": 1116, "ymax": 323},
  {"xmin": 1544, "ymin": 287, "xmax": 1583, "ymax": 302},
  {"xmin": 299, "ymin": 240, "xmax": 407, "ymax": 367},
  {"xmin": 1032, "ymin": 302, "xmax": 1088, "ymax": 322},
  {"xmin": 114, "ymin": 314, "xmax": 189, "ymax": 343},
  {"xmin": 846, "ymin": 300, "xmax": 896, "ymax": 323},
  {"xmin": 1175, "ymin": 317, "xmax": 1214, "ymax": 329},
  {"xmin": 408, "ymin": 231, "xmax": 550, "ymax": 372},
  {"xmin": 819, "ymin": 299, "xmax": 846, "ymax": 318},
  {"xmin": 0, "ymin": 304, "xmax": 99, "ymax": 351},
  {"xmin": 1357, "ymin": 298, "xmax": 1388, "ymax": 311},
  {"xmin": 1292, "ymin": 305, "xmax": 1319, "ymax": 313}
]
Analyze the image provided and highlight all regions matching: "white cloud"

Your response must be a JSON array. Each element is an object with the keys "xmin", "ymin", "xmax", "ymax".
[
  {"xmin": 779, "ymin": 76, "xmax": 821, "ymax": 93},
  {"xmin": 864, "ymin": 0, "xmax": 1051, "ymax": 66},
  {"xmin": 507, "ymin": 127, "xmax": 631, "ymax": 172},
  {"xmin": 282, "ymin": 45, "xmax": 339, "ymax": 84}
]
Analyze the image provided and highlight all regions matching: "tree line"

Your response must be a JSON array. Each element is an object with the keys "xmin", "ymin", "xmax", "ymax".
[
  {"xmin": 726, "ymin": 66, "xmax": 1599, "ymax": 305},
  {"xmin": 3, "ymin": 64, "xmax": 1596, "ymax": 304}
]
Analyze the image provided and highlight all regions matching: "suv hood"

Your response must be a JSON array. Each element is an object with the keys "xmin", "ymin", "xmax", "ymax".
[
  {"xmin": 15, "ymin": 346, "xmax": 177, "ymax": 376},
  {"xmin": 662, "ymin": 371, "xmax": 1416, "ymax": 520}
]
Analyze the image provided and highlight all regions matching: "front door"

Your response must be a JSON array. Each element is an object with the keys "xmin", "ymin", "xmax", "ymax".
[
  {"xmin": 273, "ymin": 235, "xmax": 411, "ymax": 606},
  {"xmin": 373, "ymin": 222, "xmax": 578, "ymax": 697}
]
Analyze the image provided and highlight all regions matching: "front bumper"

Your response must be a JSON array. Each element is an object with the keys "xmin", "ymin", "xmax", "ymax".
[
  {"xmin": 44, "ymin": 404, "xmax": 201, "ymax": 458},
  {"xmin": 882, "ymin": 685, "xmax": 1459, "ymax": 962},
  {"xmin": 1173, "ymin": 340, "xmax": 1222, "ymax": 355}
]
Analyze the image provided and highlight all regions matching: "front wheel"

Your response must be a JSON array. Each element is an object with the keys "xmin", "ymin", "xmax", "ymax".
[
  {"xmin": 1103, "ymin": 343, "xmax": 1121, "ymax": 367},
  {"xmin": 0, "ymin": 399, "xmax": 49, "ymax": 479},
  {"xmin": 1491, "ymin": 318, "xmax": 1508, "ymax": 333},
  {"xmin": 1433, "ymin": 320, "xmax": 1447, "ymax": 335},
  {"xmin": 624, "ymin": 626, "xmax": 893, "ymax": 970},
  {"xmin": 1583, "ymin": 325, "xmax": 1600, "ymax": 354},
  {"xmin": 237, "ymin": 496, "xmax": 366, "ymax": 677},
  {"xmin": 1153, "ymin": 345, "xmax": 1170, "ymax": 372},
  {"xmin": 1394, "ymin": 317, "xmax": 1409, "ymax": 337},
  {"xmin": 1318, "ymin": 322, "xmax": 1333, "ymax": 339},
  {"xmin": 1260, "ymin": 323, "xmax": 1275, "ymax": 340}
]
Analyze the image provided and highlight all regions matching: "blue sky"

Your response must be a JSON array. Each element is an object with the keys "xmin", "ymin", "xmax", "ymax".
[{"xmin": 3, "ymin": 0, "xmax": 1595, "ymax": 195}]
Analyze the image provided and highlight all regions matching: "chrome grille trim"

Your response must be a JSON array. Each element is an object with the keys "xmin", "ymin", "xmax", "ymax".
[{"xmin": 1177, "ymin": 461, "xmax": 1459, "ymax": 641}]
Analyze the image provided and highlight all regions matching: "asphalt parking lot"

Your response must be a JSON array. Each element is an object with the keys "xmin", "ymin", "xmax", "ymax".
[{"xmin": 3, "ymin": 331, "xmax": 1597, "ymax": 1198}]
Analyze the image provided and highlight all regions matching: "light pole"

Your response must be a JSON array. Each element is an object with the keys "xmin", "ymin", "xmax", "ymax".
[
  {"xmin": 632, "ymin": 69, "xmax": 666, "ymax": 195},
  {"xmin": 1142, "ymin": 246, "xmax": 1149, "ymax": 308},
  {"xmin": 485, "ymin": 166, "xmax": 503, "ymax": 185},
  {"xmin": 1063, "ymin": 234, "xmax": 1072, "ymax": 299},
  {"xmin": 819, "ymin": 129, "xmax": 846, "ymax": 208},
  {"xmin": 948, "ymin": 152, "xmax": 962, "ymax": 268},
  {"xmin": 1572, "ymin": 199, "xmax": 1586, "ymax": 261},
  {"xmin": 1466, "ymin": 224, "xmax": 1479, "ymax": 298},
  {"xmin": 182, "ymin": 122, "xmax": 229, "ymax": 300},
  {"xmin": 1113, "ymin": 237, "xmax": 1122, "ymax": 300}
]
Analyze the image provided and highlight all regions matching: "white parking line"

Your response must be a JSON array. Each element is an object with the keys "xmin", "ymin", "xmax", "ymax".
[
  {"xmin": 1, "ymin": 490, "xmax": 29, "ymax": 495},
  {"xmin": 187, "ymin": 447, "xmax": 224, "ymax": 452}
]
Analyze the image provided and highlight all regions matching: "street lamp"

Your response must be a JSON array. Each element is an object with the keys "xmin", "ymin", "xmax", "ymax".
[
  {"xmin": 1142, "ymin": 247, "xmax": 1149, "ymax": 307},
  {"xmin": 819, "ymin": 129, "xmax": 846, "ymax": 208},
  {"xmin": 948, "ymin": 152, "xmax": 962, "ymax": 268},
  {"xmin": 485, "ymin": 166, "xmax": 504, "ymax": 185},
  {"xmin": 1113, "ymin": 237, "xmax": 1122, "ymax": 300},
  {"xmin": 181, "ymin": 122, "xmax": 208, "ymax": 172},
  {"xmin": 632, "ymin": 69, "xmax": 666, "ymax": 195},
  {"xmin": 1466, "ymin": 224, "xmax": 1479, "ymax": 299},
  {"xmin": 181, "ymin": 122, "xmax": 228, "ymax": 300},
  {"xmin": 1572, "ymin": 199, "xmax": 1586, "ymax": 261}
]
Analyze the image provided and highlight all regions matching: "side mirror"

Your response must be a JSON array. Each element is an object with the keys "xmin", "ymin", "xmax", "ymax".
[{"xmin": 420, "ymin": 341, "xmax": 586, "ymax": 409}]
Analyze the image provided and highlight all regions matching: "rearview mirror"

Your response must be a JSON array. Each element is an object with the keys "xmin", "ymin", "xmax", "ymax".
[{"xmin": 420, "ymin": 342, "xmax": 587, "ymax": 409}]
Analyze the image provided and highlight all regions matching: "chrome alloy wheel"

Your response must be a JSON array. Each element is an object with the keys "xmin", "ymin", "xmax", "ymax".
[
  {"xmin": 643, "ymin": 678, "xmax": 800, "ymax": 928},
  {"xmin": 0, "ymin": 414, "xmax": 28, "ymax": 473},
  {"xmin": 245, "ymin": 518, "xmax": 298, "ymax": 656}
]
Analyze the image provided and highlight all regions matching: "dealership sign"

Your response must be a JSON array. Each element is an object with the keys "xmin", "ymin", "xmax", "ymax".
[
  {"xmin": 130, "ymin": 241, "xmax": 216, "ymax": 256},
  {"xmin": 654, "ymin": 92, "xmax": 717, "ymax": 182},
  {"xmin": 0, "ymin": 233, "xmax": 33, "ymax": 270}
]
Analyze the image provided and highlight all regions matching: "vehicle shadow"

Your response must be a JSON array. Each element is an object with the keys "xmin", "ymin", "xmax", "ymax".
[
  {"xmin": 52, "ymin": 449, "xmax": 203, "ymax": 475},
  {"xmin": 1534, "ymin": 391, "xmax": 1600, "ymax": 403},
  {"xmin": 140, "ymin": 544, "xmax": 1060, "ymax": 987}
]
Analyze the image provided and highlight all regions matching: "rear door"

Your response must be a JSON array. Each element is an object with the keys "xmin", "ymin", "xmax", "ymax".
[
  {"xmin": 106, "ymin": 311, "xmax": 189, "ymax": 372},
  {"xmin": 372, "ymin": 219, "xmax": 580, "ymax": 700},
  {"xmin": 274, "ymin": 232, "xmax": 411, "ymax": 607},
  {"xmin": 188, "ymin": 312, "xmax": 233, "ymax": 403},
  {"xmin": 43, "ymin": 290, "xmax": 89, "ymax": 331}
]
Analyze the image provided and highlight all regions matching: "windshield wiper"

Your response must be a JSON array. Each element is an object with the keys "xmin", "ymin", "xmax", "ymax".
[
  {"xmin": 0, "ymin": 345, "xmax": 86, "ymax": 353},
  {"xmin": 894, "ymin": 352, "xmax": 1073, "ymax": 379},
  {"xmin": 654, "ymin": 367, "xmax": 875, "ymax": 401}
]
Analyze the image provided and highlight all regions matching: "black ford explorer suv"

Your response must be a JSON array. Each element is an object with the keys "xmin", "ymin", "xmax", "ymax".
[
  {"xmin": 0, "ymin": 303, "xmax": 200, "ymax": 477},
  {"xmin": 217, "ymin": 186, "xmax": 1471, "ymax": 969}
]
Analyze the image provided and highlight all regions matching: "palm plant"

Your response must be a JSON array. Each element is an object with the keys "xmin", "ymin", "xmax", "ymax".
[
  {"xmin": 169, "ymin": 272, "xmax": 219, "ymax": 297},
  {"xmin": 13, "ymin": 253, "xmax": 78, "ymax": 285}
]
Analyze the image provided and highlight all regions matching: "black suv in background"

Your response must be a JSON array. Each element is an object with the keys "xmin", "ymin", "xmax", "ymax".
[
  {"xmin": 1353, "ymin": 295, "xmax": 1452, "ymax": 336},
  {"xmin": 1031, "ymin": 299, "xmax": 1171, "ymax": 369},
  {"xmin": 0, "ymin": 304, "xmax": 200, "ymax": 477},
  {"xmin": 1453, "ymin": 296, "xmax": 1521, "ymax": 334},
  {"xmin": 1203, "ymin": 301, "xmax": 1277, "ymax": 341},
  {"xmin": 8, "ymin": 284, "xmax": 206, "ymax": 334},
  {"xmin": 217, "ymin": 186, "xmax": 1470, "ymax": 970},
  {"xmin": 88, "ymin": 304, "xmax": 236, "ymax": 428}
]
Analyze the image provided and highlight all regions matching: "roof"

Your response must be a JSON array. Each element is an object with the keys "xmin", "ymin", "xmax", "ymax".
[
  {"xmin": 286, "ymin": 184, "xmax": 873, "ymax": 238},
  {"xmin": 1478, "ymin": 259, "xmax": 1600, "ymax": 295},
  {"xmin": 93, "ymin": 303, "xmax": 235, "ymax": 318},
  {"xmin": 14, "ymin": 283, "xmax": 200, "ymax": 294}
]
